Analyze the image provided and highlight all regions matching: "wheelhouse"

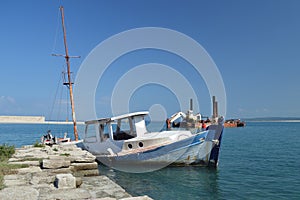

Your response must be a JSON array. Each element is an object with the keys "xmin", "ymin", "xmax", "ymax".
[{"xmin": 84, "ymin": 111, "xmax": 149, "ymax": 143}]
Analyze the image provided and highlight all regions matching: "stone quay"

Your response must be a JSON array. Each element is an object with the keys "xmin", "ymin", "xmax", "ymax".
[{"xmin": 0, "ymin": 144, "xmax": 152, "ymax": 200}]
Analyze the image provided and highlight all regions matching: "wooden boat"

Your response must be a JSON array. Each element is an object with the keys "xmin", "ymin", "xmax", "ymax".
[{"xmin": 82, "ymin": 99, "xmax": 224, "ymax": 172}]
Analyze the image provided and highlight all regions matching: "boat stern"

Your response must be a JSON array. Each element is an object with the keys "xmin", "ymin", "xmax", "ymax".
[{"xmin": 206, "ymin": 123, "xmax": 224, "ymax": 167}]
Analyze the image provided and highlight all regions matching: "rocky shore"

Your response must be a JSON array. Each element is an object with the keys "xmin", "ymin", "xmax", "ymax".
[{"xmin": 0, "ymin": 144, "xmax": 152, "ymax": 200}]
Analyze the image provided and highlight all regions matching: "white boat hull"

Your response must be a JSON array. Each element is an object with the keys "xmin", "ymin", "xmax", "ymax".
[
  {"xmin": 85, "ymin": 124, "xmax": 223, "ymax": 173},
  {"xmin": 82, "ymin": 111, "xmax": 224, "ymax": 172}
]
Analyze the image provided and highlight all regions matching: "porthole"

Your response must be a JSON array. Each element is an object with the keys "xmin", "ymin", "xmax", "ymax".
[
  {"xmin": 138, "ymin": 142, "xmax": 144, "ymax": 148},
  {"xmin": 128, "ymin": 144, "xmax": 133, "ymax": 149}
]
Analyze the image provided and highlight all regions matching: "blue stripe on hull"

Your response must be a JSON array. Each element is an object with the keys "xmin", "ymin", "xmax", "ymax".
[{"xmin": 97, "ymin": 124, "xmax": 224, "ymax": 172}]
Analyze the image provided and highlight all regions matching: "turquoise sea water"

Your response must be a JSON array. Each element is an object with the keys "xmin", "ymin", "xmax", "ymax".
[{"xmin": 0, "ymin": 122, "xmax": 299, "ymax": 199}]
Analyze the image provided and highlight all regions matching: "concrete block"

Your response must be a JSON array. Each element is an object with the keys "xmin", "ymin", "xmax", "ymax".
[
  {"xmin": 54, "ymin": 173, "xmax": 76, "ymax": 189},
  {"xmin": 73, "ymin": 169, "xmax": 99, "ymax": 177},
  {"xmin": 76, "ymin": 177, "xmax": 83, "ymax": 188},
  {"xmin": 121, "ymin": 196, "xmax": 153, "ymax": 200},
  {"xmin": 42, "ymin": 159, "xmax": 71, "ymax": 169},
  {"xmin": 71, "ymin": 162, "xmax": 98, "ymax": 171}
]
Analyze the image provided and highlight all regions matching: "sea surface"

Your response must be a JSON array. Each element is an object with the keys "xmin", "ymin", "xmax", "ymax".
[{"xmin": 0, "ymin": 122, "xmax": 299, "ymax": 199}]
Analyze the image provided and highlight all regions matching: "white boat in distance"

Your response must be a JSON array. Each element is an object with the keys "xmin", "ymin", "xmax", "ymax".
[{"xmin": 83, "ymin": 110, "xmax": 224, "ymax": 173}]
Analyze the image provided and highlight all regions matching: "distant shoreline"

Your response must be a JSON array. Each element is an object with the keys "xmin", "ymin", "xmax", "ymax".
[
  {"xmin": 0, "ymin": 121, "xmax": 85, "ymax": 125},
  {"xmin": 244, "ymin": 117, "xmax": 300, "ymax": 123},
  {"xmin": 1, "ymin": 115, "xmax": 300, "ymax": 124},
  {"xmin": 0, "ymin": 115, "xmax": 84, "ymax": 124},
  {"xmin": 246, "ymin": 120, "xmax": 300, "ymax": 123}
]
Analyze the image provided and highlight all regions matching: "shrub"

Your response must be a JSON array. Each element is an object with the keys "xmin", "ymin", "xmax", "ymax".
[
  {"xmin": 0, "ymin": 144, "xmax": 16, "ymax": 190},
  {"xmin": 59, "ymin": 153, "xmax": 70, "ymax": 157},
  {"xmin": 33, "ymin": 141, "xmax": 45, "ymax": 148},
  {"xmin": 0, "ymin": 144, "xmax": 15, "ymax": 162}
]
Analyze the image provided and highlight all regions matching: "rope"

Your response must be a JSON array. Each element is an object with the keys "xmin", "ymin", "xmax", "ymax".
[
  {"xmin": 53, "ymin": 70, "xmax": 66, "ymax": 137},
  {"xmin": 46, "ymin": 65, "xmax": 63, "ymax": 131},
  {"xmin": 51, "ymin": 7, "xmax": 61, "ymax": 54},
  {"xmin": 56, "ymin": 71, "xmax": 65, "ymax": 122}
]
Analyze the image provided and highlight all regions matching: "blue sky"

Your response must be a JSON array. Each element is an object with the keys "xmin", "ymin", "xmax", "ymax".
[{"xmin": 0, "ymin": 0, "xmax": 299, "ymax": 120}]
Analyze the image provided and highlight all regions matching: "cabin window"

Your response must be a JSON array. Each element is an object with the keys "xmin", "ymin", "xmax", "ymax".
[
  {"xmin": 133, "ymin": 116, "xmax": 147, "ymax": 137},
  {"xmin": 84, "ymin": 124, "xmax": 98, "ymax": 143},
  {"xmin": 112, "ymin": 117, "xmax": 136, "ymax": 140},
  {"xmin": 99, "ymin": 123, "xmax": 110, "ymax": 142}
]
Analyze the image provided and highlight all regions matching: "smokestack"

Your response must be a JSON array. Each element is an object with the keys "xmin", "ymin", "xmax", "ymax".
[
  {"xmin": 212, "ymin": 96, "xmax": 215, "ymax": 118},
  {"xmin": 212, "ymin": 96, "xmax": 218, "ymax": 118},
  {"xmin": 190, "ymin": 99, "xmax": 193, "ymax": 111},
  {"xmin": 214, "ymin": 100, "xmax": 218, "ymax": 117}
]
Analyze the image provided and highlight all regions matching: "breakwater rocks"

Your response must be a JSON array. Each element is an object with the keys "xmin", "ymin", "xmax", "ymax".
[
  {"xmin": 0, "ymin": 115, "xmax": 45, "ymax": 123},
  {"xmin": 0, "ymin": 144, "xmax": 152, "ymax": 200}
]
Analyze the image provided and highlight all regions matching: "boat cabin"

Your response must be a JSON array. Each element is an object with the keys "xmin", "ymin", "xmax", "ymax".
[
  {"xmin": 84, "ymin": 111, "xmax": 149, "ymax": 144},
  {"xmin": 83, "ymin": 111, "xmax": 197, "ymax": 156}
]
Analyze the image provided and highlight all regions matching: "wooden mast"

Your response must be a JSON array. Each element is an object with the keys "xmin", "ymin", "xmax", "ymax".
[{"xmin": 59, "ymin": 6, "xmax": 79, "ymax": 141}]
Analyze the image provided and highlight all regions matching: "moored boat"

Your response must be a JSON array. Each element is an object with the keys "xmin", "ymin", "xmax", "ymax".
[
  {"xmin": 224, "ymin": 119, "xmax": 246, "ymax": 127},
  {"xmin": 82, "ymin": 102, "xmax": 224, "ymax": 173}
]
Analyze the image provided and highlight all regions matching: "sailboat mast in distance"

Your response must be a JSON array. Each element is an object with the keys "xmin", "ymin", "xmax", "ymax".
[{"xmin": 59, "ymin": 6, "xmax": 79, "ymax": 141}]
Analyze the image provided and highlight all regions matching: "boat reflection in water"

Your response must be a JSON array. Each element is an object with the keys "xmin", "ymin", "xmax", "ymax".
[{"xmin": 102, "ymin": 165, "xmax": 220, "ymax": 199}]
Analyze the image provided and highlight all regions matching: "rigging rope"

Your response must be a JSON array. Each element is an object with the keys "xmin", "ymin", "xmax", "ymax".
[
  {"xmin": 51, "ymin": 7, "xmax": 62, "ymax": 55},
  {"xmin": 47, "ymin": 69, "xmax": 62, "ymax": 120},
  {"xmin": 46, "ymin": 65, "xmax": 64, "ymax": 129},
  {"xmin": 56, "ymin": 73, "xmax": 64, "ymax": 123}
]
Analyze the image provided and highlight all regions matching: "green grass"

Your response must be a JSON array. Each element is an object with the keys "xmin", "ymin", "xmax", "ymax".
[
  {"xmin": 0, "ymin": 144, "xmax": 15, "ymax": 162},
  {"xmin": 0, "ymin": 144, "xmax": 28, "ymax": 190},
  {"xmin": 33, "ymin": 141, "xmax": 45, "ymax": 148},
  {"xmin": 0, "ymin": 144, "xmax": 15, "ymax": 190},
  {"xmin": 0, "ymin": 162, "xmax": 29, "ymax": 190},
  {"xmin": 59, "ymin": 153, "xmax": 70, "ymax": 157},
  {"xmin": 0, "ymin": 176, "xmax": 2, "ymax": 190}
]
